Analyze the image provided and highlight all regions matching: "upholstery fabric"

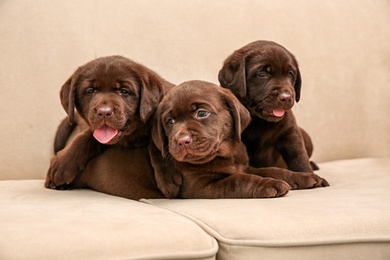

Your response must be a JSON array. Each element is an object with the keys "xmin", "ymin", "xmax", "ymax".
[
  {"xmin": 0, "ymin": 180, "xmax": 218, "ymax": 260},
  {"xmin": 143, "ymin": 158, "xmax": 390, "ymax": 259}
]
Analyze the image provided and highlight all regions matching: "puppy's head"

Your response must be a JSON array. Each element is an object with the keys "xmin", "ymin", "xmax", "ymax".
[
  {"xmin": 218, "ymin": 40, "xmax": 302, "ymax": 122},
  {"xmin": 152, "ymin": 80, "xmax": 251, "ymax": 164},
  {"xmin": 59, "ymin": 56, "xmax": 168, "ymax": 144}
]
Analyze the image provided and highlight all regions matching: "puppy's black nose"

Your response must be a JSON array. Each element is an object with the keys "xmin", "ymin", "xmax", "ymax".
[
  {"xmin": 97, "ymin": 106, "xmax": 113, "ymax": 118},
  {"xmin": 278, "ymin": 93, "xmax": 292, "ymax": 103},
  {"xmin": 177, "ymin": 134, "xmax": 192, "ymax": 147}
]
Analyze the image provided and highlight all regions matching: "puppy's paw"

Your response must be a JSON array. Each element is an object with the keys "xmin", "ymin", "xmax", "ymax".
[
  {"xmin": 288, "ymin": 172, "xmax": 329, "ymax": 189},
  {"xmin": 44, "ymin": 173, "xmax": 56, "ymax": 189},
  {"xmin": 45, "ymin": 155, "xmax": 78, "ymax": 188},
  {"xmin": 44, "ymin": 175, "xmax": 73, "ymax": 190},
  {"xmin": 258, "ymin": 178, "xmax": 291, "ymax": 198},
  {"xmin": 312, "ymin": 173, "xmax": 329, "ymax": 187}
]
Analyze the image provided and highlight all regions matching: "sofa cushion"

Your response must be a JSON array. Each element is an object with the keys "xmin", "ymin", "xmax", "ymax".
[
  {"xmin": 143, "ymin": 158, "xmax": 390, "ymax": 260},
  {"xmin": 0, "ymin": 180, "xmax": 218, "ymax": 260}
]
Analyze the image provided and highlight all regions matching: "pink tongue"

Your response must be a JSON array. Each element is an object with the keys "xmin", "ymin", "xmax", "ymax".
[
  {"xmin": 93, "ymin": 125, "xmax": 119, "ymax": 144},
  {"xmin": 273, "ymin": 109, "xmax": 285, "ymax": 117}
]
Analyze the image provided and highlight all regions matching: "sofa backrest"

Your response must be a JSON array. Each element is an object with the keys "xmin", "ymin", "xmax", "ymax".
[{"xmin": 1, "ymin": 0, "xmax": 389, "ymax": 180}]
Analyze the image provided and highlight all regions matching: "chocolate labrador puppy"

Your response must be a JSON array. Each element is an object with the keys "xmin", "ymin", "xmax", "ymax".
[
  {"xmin": 218, "ymin": 40, "xmax": 329, "ymax": 187},
  {"xmin": 45, "ymin": 55, "xmax": 173, "ymax": 199},
  {"xmin": 150, "ymin": 80, "xmax": 327, "ymax": 199}
]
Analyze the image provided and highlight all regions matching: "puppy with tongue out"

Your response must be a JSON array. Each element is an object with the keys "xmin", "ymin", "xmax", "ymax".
[
  {"xmin": 219, "ymin": 40, "xmax": 329, "ymax": 188},
  {"xmin": 45, "ymin": 55, "xmax": 175, "ymax": 199}
]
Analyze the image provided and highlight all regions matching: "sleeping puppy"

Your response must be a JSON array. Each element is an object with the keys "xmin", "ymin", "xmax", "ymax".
[
  {"xmin": 45, "ymin": 55, "xmax": 173, "ymax": 199},
  {"xmin": 150, "ymin": 80, "xmax": 327, "ymax": 199},
  {"xmin": 218, "ymin": 40, "xmax": 329, "ymax": 187}
]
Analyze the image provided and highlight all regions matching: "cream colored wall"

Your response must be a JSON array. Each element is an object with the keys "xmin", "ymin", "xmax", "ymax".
[{"xmin": 1, "ymin": 0, "xmax": 389, "ymax": 179}]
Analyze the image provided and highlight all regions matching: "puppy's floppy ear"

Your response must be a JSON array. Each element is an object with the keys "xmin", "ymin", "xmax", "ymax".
[
  {"xmin": 219, "ymin": 88, "xmax": 251, "ymax": 142},
  {"xmin": 294, "ymin": 68, "xmax": 302, "ymax": 102},
  {"xmin": 151, "ymin": 104, "xmax": 169, "ymax": 158},
  {"xmin": 137, "ymin": 71, "xmax": 165, "ymax": 123},
  {"xmin": 218, "ymin": 52, "xmax": 247, "ymax": 99},
  {"xmin": 59, "ymin": 67, "xmax": 82, "ymax": 124}
]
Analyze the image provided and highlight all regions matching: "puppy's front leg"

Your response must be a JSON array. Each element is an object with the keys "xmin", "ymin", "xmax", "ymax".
[
  {"xmin": 149, "ymin": 142, "xmax": 183, "ymax": 198},
  {"xmin": 278, "ymin": 126, "xmax": 314, "ymax": 172},
  {"xmin": 180, "ymin": 173, "xmax": 291, "ymax": 199},
  {"xmin": 246, "ymin": 166, "xmax": 329, "ymax": 189},
  {"xmin": 45, "ymin": 130, "xmax": 104, "ymax": 189}
]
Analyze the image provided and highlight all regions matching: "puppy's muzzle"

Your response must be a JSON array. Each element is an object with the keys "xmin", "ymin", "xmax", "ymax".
[
  {"xmin": 177, "ymin": 134, "xmax": 192, "ymax": 147},
  {"xmin": 97, "ymin": 105, "xmax": 113, "ymax": 119},
  {"xmin": 170, "ymin": 132, "xmax": 194, "ymax": 161},
  {"xmin": 278, "ymin": 93, "xmax": 292, "ymax": 104}
]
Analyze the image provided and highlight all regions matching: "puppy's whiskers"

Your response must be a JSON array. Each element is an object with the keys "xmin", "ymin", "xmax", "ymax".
[{"xmin": 163, "ymin": 146, "xmax": 174, "ymax": 162}]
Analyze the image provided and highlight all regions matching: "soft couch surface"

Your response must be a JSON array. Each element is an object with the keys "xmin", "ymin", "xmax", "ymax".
[
  {"xmin": 1, "ymin": 0, "xmax": 390, "ymax": 259},
  {"xmin": 144, "ymin": 158, "xmax": 390, "ymax": 259},
  {"xmin": 0, "ymin": 180, "xmax": 218, "ymax": 260}
]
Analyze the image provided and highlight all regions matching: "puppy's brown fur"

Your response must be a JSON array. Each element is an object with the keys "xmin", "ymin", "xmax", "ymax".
[
  {"xmin": 151, "ymin": 80, "xmax": 327, "ymax": 199},
  {"xmin": 219, "ymin": 40, "xmax": 329, "ymax": 188},
  {"xmin": 45, "ymin": 55, "xmax": 173, "ymax": 199}
]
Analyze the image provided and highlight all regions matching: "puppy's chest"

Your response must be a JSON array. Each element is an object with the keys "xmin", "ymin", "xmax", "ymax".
[
  {"xmin": 243, "ymin": 124, "xmax": 277, "ymax": 146},
  {"xmin": 178, "ymin": 158, "xmax": 245, "ymax": 176}
]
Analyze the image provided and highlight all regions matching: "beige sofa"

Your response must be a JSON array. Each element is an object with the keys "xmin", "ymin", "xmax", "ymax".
[{"xmin": 1, "ymin": 1, "xmax": 390, "ymax": 259}]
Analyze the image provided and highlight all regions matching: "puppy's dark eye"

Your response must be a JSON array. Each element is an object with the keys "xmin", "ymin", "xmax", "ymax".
[
  {"xmin": 195, "ymin": 109, "xmax": 210, "ymax": 119},
  {"xmin": 166, "ymin": 117, "xmax": 175, "ymax": 125},
  {"xmin": 288, "ymin": 69, "xmax": 295, "ymax": 78},
  {"xmin": 118, "ymin": 88, "xmax": 131, "ymax": 96},
  {"xmin": 255, "ymin": 67, "xmax": 270, "ymax": 78},
  {"xmin": 86, "ymin": 88, "xmax": 96, "ymax": 94},
  {"xmin": 256, "ymin": 71, "xmax": 267, "ymax": 78}
]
